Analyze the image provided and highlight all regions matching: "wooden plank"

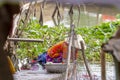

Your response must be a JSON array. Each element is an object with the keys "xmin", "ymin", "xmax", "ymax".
[{"xmin": 7, "ymin": 38, "xmax": 44, "ymax": 42}]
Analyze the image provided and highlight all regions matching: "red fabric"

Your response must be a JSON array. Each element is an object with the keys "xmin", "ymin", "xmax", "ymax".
[
  {"xmin": 47, "ymin": 41, "xmax": 78, "ymax": 60},
  {"xmin": 102, "ymin": 15, "xmax": 116, "ymax": 21},
  {"xmin": 47, "ymin": 41, "xmax": 65, "ymax": 58}
]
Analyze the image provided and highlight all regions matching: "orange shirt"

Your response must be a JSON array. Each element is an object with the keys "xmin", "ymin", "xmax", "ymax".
[{"xmin": 47, "ymin": 41, "xmax": 78, "ymax": 59}]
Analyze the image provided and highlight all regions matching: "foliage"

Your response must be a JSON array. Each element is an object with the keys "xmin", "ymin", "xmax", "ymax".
[
  {"xmin": 116, "ymin": 14, "xmax": 120, "ymax": 19},
  {"xmin": 17, "ymin": 18, "xmax": 120, "ymax": 62},
  {"xmin": 76, "ymin": 21, "xmax": 120, "ymax": 62},
  {"xmin": 17, "ymin": 18, "xmax": 68, "ymax": 59}
]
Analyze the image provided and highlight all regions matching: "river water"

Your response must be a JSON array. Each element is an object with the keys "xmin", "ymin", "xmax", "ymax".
[
  {"xmin": 14, "ymin": 62, "xmax": 115, "ymax": 80},
  {"xmin": 77, "ymin": 62, "xmax": 115, "ymax": 80}
]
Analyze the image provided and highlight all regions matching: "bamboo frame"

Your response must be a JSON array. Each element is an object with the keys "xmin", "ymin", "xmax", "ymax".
[{"xmin": 7, "ymin": 38, "xmax": 44, "ymax": 42}]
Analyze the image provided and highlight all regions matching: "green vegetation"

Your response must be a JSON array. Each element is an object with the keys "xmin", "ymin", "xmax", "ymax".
[
  {"xmin": 17, "ymin": 19, "xmax": 68, "ymax": 59},
  {"xmin": 17, "ymin": 18, "xmax": 120, "ymax": 62},
  {"xmin": 76, "ymin": 21, "xmax": 120, "ymax": 62}
]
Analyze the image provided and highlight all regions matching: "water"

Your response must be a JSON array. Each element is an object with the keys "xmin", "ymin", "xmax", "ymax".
[
  {"xmin": 77, "ymin": 62, "xmax": 115, "ymax": 80},
  {"xmin": 14, "ymin": 62, "xmax": 115, "ymax": 80}
]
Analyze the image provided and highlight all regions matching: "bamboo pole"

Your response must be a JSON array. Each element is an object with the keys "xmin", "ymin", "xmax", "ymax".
[
  {"xmin": 7, "ymin": 38, "xmax": 44, "ymax": 42},
  {"xmin": 100, "ymin": 49, "xmax": 106, "ymax": 80},
  {"xmin": 80, "ymin": 41, "xmax": 92, "ymax": 80},
  {"xmin": 65, "ymin": 32, "xmax": 73, "ymax": 80},
  {"xmin": 65, "ymin": 24, "xmax": 74, "ymax": 80},
  {"xmin": 72, "ymin": 35, "xmax": 77, "ymax": 80}
]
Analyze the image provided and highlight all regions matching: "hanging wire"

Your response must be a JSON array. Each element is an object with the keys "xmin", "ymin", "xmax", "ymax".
[
  {"xmin": 18, "ymin": 2, "xmax": 32, "ymax": 37},
  {"xmin": 77, "ymin": 5, "xmax": 80, "ymax": 27},
  {"xmin": 57, "ymin": 2, "xmax": 61, "ymax": 26},
  {"xmin": 33, "ymin": 1, "xmax": 37, "ymax": 17},
  {"xmin": 52, "ymin": 1, "xmax": 61, "ymax": 26},
  {"xmin": 52, "ymin": 2, "xmax": 58, "ymax": 26},
  {"xmin": 39, "ymin": 0, "xmax": 46, "ymax": 26},
  {"xmin": 69, "ymin": 5, "xmax": 74, "ymax": 25},
  {"xmin": 39, "ymin": 4, "xmax": 43, "ymax": 26},
  {"xmin": 42, "ymin": 0, "xmax": 46, "ymax": 9}
]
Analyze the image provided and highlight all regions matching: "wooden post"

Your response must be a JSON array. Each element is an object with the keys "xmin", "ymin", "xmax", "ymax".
[
  {"xmin": 113, "ymin": 56, "xmax": 120, "ymax": 80},
  {"xmin": 100, "ymin": 49, "xmax": 106, "ymax": 80},
  {"xmin": 0, "ymin": 2, "xmax": 20, "ymax": 80}
]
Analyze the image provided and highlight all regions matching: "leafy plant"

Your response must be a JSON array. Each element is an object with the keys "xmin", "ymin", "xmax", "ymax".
[
  {"xmin": 76, "ymin": 21, "xmax": 120, "ymax": 62},
  {"xmin": 17, "ymin": 18, "xmax": 69, "ymax": 59},
  {"xmin": 17, "ymin": 18, "xmax": 120, "ymax": 62}
]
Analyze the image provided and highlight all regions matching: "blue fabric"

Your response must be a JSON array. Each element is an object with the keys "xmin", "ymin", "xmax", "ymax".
[{"xmin": 37, "ymin": 52, "xmax": 47, "ymax": 65}]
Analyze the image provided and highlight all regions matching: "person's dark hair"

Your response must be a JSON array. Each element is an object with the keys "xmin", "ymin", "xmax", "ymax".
[{"xmin": 33, "ymin": 57, "xmax": 37, "ymax": 61}]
